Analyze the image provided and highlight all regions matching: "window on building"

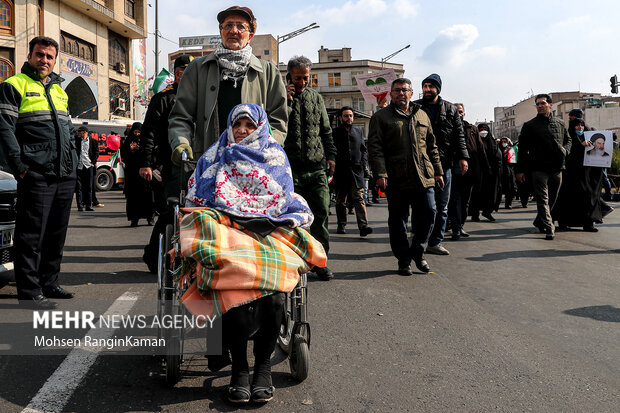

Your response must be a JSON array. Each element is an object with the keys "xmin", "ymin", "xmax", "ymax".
[
  {"xmin": 311, "ymin": 73, "xmax": 318, "ymax": 88},
  {"xmin": 0, "ymin": 0, "xmax": 14, "ymax": 35},
  {"xmin": 352, "ymin": 96, "xmax": 365, "ymax": 112},
  {"xmin": 61, "ymin": 32, "xmax": 96, "ymax": 63},
  {"xmin": 0, "ymin": 57, "xmax": 14, "ymax": 82},
  {"xmin": 332, "ymin": 98, "xmax": 341, "ymax": 108},
  {"xmin": 110, "ymin": 80, "xmax": 130, "ymax": 117},
  {"xmin": 351, "ymin": 71, "xmax": 363, "ymax": 86},
  {"xmin": 263, "ymin": 50, "xmax": 269, "ymax": 55},
  {"xmin": 328, "ymin": 72, "xmax": 341, "ymax": 87},
  {"xmin": 109, "ymin": 35, "xmax": 128, "ymax": 71},
  {"xmin": 124, "ymin": 0, "xmax": 135, "ymax": 19}
]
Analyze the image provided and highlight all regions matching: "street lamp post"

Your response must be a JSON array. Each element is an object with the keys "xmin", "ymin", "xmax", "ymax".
[
  {"xmin": 381, "ymin": 44, "xmax": 410, "ymax": 68},
  {"xmin": 277, "ymin": 22, "xmax": 320, "ymax": 69}
]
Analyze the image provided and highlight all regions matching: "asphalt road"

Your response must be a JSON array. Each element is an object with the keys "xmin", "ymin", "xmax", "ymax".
[{"xmin": 0, "ymin": 190, "xmax": 618, "ymax": 412}]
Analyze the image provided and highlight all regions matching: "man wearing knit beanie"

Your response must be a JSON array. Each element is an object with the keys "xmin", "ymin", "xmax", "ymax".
[{"xmin": 414, "ymin": 74, "xmax": 469, "ymax": 256}]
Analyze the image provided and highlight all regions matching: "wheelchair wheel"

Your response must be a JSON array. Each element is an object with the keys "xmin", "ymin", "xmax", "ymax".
[
  {"xmin": 161, "ymin": 224, "xmax": 182, "ymax": 385},
  {"xmin": 289, "ymin": 334, "xmax": 309, "ymax": 382},
  {"xmin": 278, "ymin": 293, "xmax": 293, "ymax": 353}
]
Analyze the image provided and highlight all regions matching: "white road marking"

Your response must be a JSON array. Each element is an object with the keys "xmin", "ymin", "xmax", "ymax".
[{"xmin": 21, "ymin": 291, "xmax": 140, "ymax": 413}]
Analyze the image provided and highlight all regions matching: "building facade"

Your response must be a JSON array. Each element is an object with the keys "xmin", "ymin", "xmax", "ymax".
[
  {"xmin": 494, "ymin": 91, "xmax": 620, "ymax": 140},
  {"xmin": 0, "ymin": 0, "xmax": 147, "ymax": 120},
  {"xmin": 168, "ymin": 34, "xmax": 278, "ymax": 70}
]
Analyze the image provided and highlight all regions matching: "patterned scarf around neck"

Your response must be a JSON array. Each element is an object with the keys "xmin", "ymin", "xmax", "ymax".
[
  {"xmin": 186, "ymin": 104, "xmax": 314, "ymax": 228},
  {"xmin": 213, "ymin": 43, "xmax": 252, "ymax": 88}
]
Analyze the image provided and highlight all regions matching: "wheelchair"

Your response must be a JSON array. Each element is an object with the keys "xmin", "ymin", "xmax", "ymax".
[{"xmin": 156, "ymin": 154, "xmax": 311, "ymax": 385}]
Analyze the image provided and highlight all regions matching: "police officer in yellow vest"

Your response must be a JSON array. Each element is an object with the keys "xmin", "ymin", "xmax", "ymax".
[{"xmin": 0, "ymin": 36, "xmax": 77, "ymax": 309}]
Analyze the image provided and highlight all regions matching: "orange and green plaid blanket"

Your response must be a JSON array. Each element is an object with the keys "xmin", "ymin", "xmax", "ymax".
[{"xmin": 175, "ymin": 208, "xmax": 327, "ymax": 317}]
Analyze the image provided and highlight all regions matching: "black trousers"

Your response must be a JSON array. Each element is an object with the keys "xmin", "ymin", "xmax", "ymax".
[
  {"xmin": 223, "ymin": 293, "xmax": 284, "ymax": 383},
  {"xmin": 75, "ymin": 166, "xmax": 93, "ymax": 208},
  {"xmin": 14, "ymin": 170, "xmax": 76, "ymax": 299}
]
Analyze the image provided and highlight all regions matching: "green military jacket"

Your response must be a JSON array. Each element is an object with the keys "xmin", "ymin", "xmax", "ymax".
[
  {"xmin": 168, "ymin": 53, "xmax": 288, "ymax": 156},
  {"xmin": 368, "ymin": 101, "xmax": 443, "ymax": 190},
  {"xmin": 284, "ymin": 87, "xmax": 336, "ymax": 172}
]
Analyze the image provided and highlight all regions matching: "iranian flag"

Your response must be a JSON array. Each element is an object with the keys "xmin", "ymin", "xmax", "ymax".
[{"xmin": 151, "ymin": 68, "xmax": 174, "ymax": 93}]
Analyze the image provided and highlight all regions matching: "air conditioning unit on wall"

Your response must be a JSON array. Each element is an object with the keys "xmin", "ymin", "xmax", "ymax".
[{"xmin": 115, "ymin": 62, "xmax": 126, "ymax": 74}]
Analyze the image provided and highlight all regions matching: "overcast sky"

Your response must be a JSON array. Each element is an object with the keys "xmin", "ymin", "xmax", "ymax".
[{"xmin": 144, "ymin": 0, "xmax": 620, "ymax": 123}]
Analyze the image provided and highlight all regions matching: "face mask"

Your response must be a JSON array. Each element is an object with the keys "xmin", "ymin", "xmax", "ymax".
[
  {"xmin": 502, "ymin": 143, "xmax": 507, "ymax": 148},
  {"xmin": 576, "ymin": 130, "xmax": 584, "ymax": 136},
  {"xmin": 479, "ymin": 130, "xmax": 488, "ymax": 138}
]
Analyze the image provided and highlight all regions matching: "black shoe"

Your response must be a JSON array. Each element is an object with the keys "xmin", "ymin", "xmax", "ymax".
[
  {"xmin": 451, "ymin": 232, "xmax": 461, "ymax": 241},
  {"xmin": 336, "ymin": 225, "xmax": 346, "ymax": 234},
  {"xmin": 43, "ymin": 285, "xmax": 75, "ymax": 299},
  {"xmin": 20, "ymin": 294, "xmax": 58, "ymax": 309},
  {"xmin": 313, "ymin": 266, "xmax": 334, "ymax": 281},
  {"xmin": 397, "ymin": 263, "xmax": 413, "ymax": 276},
  {"xmin": 77, "ymin": 207, "xmax": 83, "ymax": 212},
  {"xmin": 505, "ymin": 204, "xmax": 512, "ymax": 210},
  {"xmin": 413, "ymin": 257, "xmax": 431, "ymax": 273},
  {"xmin": 348, "ymin": 210, "xmax": 354, "ymax": 215},
  {"xmin": 85, "ymin": 207, "xmax": 94, "ymax": 211},
  {"xmin": 360, "ymin": 226, "xmax": 373, "ymax": 237},
  {"xmin": 459, "ymin": 230, "xmax": 470, "ymax": 237},
  {"xmin": 471, "ymin": 215, "xmax": 480, "ymax": 222},
  {"xmin": 583, "ymin": 225, "xmax": 598, "ymax": 232},
  {"xmin": 372, "ymin": 198, "xmax": 379, "ymax": 204},
  {"xmin": 250, "ymin": 386, "xmax": 274, "ymax": 403},
  {"xmin": 482, "ymin": 212, "xmax": 496, "ymax": 222},
  {"xmin": 147, "ymin": 218, "xmax": 154, "ymax": 226},
  {"xmin": 130, "ymin": 220, "xmax": 139, "ymax": 227},
  {"xmin": 545, "ymin": 229, "xmax": 555, "ymax": 240}
]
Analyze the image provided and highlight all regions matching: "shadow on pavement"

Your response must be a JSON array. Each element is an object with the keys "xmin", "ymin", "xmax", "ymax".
[
  {"xmin": 468, "ymin": 248, "xmax": 620, "ymax": 262},
  {"xmin": 563, "ymin": 305, "xmax": 620, "ymax": 323}
]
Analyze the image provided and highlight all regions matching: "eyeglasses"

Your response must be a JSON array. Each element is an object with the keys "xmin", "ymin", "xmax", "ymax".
[
  {"xmin": 535, "ymin": 101, "xmax": 548, "ymax": 106},
  {"xmin": 392, "ymin": 88, "xmax": 412, "ymax": 94},
  {"xmin": 219, "ymin": 22, "xmax": 250, "ymax": 33}
]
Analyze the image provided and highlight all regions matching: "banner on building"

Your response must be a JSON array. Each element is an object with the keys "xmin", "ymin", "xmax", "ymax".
[
  {"xmin": 354, "ymin": 69, "xmax": 397, "ymax": 106},
  {"xmin": 132, "ymin": 39, "xmax": 148, "ymax": 105},
  {"xmin": 59, "ymin": 54, "xmax": 97, "ymax": 81}
]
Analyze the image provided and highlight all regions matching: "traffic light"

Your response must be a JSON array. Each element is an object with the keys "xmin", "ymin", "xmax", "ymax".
[{"xmin": 611, "ymin": 75, "xmax": 618, "ymax": 94}]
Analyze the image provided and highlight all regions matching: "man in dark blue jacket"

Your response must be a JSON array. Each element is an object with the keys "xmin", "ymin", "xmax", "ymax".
[
  {"xmin": 333, "ymin": 107, "xmax": 373, "ymax": 237},
  {"xmin": 0, "ymin": 36, "xmax": 77, "ymax": 309}
]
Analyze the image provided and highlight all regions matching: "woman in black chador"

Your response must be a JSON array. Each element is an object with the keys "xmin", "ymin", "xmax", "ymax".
[
  {"xmin": 552, "ymin": 118, "xmax": 603, "ymax": 231},
  {"xmin": 121, "ymin": 122, "xmax": 154, "ymax": 227}
]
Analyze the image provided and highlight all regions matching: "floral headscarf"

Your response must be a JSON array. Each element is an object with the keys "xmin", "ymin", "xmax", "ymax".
[{"xmin": 186, "ymin": 104, "xmax": 313, "ymax": 228}]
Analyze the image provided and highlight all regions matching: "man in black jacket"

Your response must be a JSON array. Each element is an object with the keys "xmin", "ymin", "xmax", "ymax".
[
  {"xmin": 415, "ymin": 74, "xmax": 468, "ymax": 255},
  {"xmin": 516, "ymin": 93, "xmax": 572, "ymax": 240},
  {"xmin": 0, "ymin": 37, "xmax": 77, "ymax": 308},
  {"xmin": 139, "ymin": 54, "xmax": 192, "ymax": 273},
  {"xmin": 333, "ymin": 107, "xmax": 372, "ymax": 237},
  {"xmin": 74, "ymin": 126, "xmax": 99, "ymax": 212}
]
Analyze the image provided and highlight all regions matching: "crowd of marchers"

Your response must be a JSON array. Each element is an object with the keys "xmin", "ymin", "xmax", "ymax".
[{"xmin": 1, "ymin": 4, "xmax": 617, "ymax": 406}]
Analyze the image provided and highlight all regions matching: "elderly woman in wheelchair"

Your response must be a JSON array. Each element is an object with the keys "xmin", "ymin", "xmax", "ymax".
[{"xmin": 174, "ymin": 103, "xmax": 325, "ymax": 403}]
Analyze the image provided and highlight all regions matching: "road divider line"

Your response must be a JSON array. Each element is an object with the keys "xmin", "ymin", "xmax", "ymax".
[{"xmin": 21, "ymin": 290, "xmax": 140, "ymax": 413}]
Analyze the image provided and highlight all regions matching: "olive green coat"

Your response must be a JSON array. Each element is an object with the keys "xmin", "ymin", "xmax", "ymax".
[
  {"xmin": 168, "ymin": 53, "xmax": 288, "ymax": 155},
  {"xmin": 368, "ymin": 102, "xmax": 443, "ymax": 190}
]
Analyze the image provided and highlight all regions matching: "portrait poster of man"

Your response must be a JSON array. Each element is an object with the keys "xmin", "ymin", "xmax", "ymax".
[{"xmin": 583, "ymin": 130, "xmax": 613, "ymax": 168}]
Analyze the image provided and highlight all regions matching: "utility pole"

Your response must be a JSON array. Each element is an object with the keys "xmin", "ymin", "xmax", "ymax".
[{"xmin": 154, "ymin": 0, "xmax": 159, "ymax": 76}]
